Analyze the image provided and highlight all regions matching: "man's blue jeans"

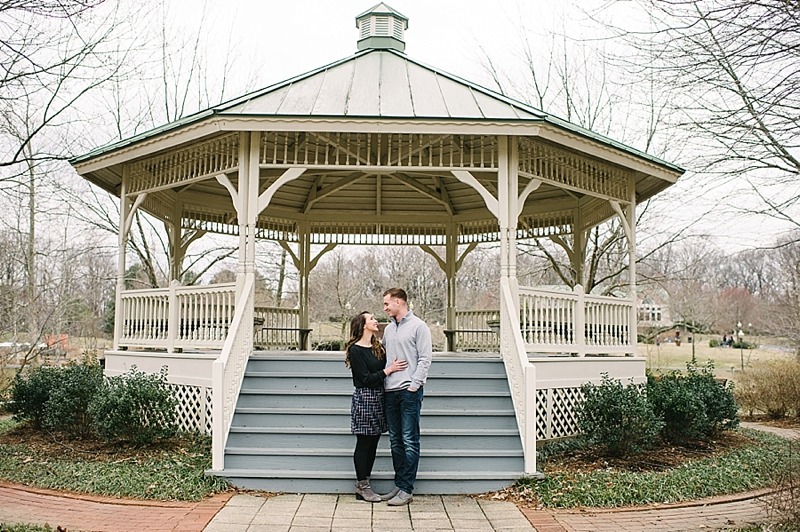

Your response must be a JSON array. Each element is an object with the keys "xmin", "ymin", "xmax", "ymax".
[{"xmin": 385, "ymin": 387, "xmax": 423, "ymax": 494}]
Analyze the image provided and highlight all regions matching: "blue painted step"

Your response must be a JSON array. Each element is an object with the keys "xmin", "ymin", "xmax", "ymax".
[{"xmin": 213, "ymin": 352, "xmax": 524, "ymax": 494}]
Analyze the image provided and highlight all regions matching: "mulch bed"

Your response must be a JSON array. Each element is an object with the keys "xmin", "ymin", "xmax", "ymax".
[
  {"xmin": 0, "ymin": 423, "xmax": 185, "ymax": 461},
  {"xmin": 542, "ymin": 430, "xmax": 754, "ymax": 475}
]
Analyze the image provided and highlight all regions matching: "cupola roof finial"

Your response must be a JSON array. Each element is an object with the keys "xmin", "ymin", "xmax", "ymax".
[{"xmin": 355, "ymin": 3, "xmax": 408, "ymax": 53}]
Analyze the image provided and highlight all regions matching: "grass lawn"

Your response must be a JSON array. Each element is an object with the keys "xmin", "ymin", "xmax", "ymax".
[{"xmin": 639, "ymin": 334, "xmax": 795, "ymax": 381}]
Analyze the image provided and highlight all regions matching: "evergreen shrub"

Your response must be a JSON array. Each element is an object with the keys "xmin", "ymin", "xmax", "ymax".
[
  {"xmin": 9, "ymin": 365, "xmax": 61, "ymax": 428},
  {"xmin": 42, "ymin": 361, "xmax": 104, "ymax": 437},
  {"xmin": 647, "ymin": 362, "xmax": 738, "ymax": 443},
  {"xmin": 578, "ymin": 373, "xmax": 662, "ymax": 457},
  {"xmin": 89, "ymin": 365, "xmax": 178, "ymax": 445}
]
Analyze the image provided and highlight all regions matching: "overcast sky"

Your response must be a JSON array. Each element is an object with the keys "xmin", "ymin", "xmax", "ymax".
[{"xmin": 170, "ymin": 0, "xmax": 604, "ymax": 97}]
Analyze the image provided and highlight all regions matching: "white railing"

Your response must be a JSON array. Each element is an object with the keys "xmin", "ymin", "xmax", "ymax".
[
  {"xmin": 211, "ymin": 275, "xmax": 254, "ymax": 470},
  {"xmin": 499, "ymin": 281, "xmax": 537, "ymax": 474},
  {"xmin": 119, "ymin": 281, "xmax": 237, "ymax": 351},
  {"xmin": 519, "ymin": 285, "xmax": 634, "ymax": 356},
  {"xmin": 454, "ymin": 309, "xmax": 499, "ymax": 351},
  {"xmin": 254, "ymin": 306, "xmax": 301, "ymax": 349}
]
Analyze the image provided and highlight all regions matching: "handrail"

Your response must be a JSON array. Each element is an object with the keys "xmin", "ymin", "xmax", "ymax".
[
  {"xmin": 499, "ymin": 281, "xmax": 537, "ymax": 474},
  {"xmin": 211, "ymin": 274, "xmax": 254, "ymax": 470}
]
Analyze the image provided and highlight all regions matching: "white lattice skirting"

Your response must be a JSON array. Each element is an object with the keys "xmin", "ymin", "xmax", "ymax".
[
  {"xmin": 536, "ymin": 387, "xmax": 584, "ymax": 440},
  {"xmin": 169, "ymin": 383, "xmax": 213, "ymax": 434}
]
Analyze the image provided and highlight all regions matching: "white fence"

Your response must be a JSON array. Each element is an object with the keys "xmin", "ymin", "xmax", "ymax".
[
  {"xmin": 119, "ymin": 281, "xmax": 236, "ymax": 351},
  {"xmin": 254, "ymin": 306, "xmax": 302, "ymax": 349},
  {"xmin": 453, "ymin": 309, "xmax": 499, "ymax": 351},
  {"xmin": 519, "ymin": 285, "xmax": 634, "ymax": 356},
  {"xmin": 452, "ymin": 286, "xmax": 634, "ymax": 356}
]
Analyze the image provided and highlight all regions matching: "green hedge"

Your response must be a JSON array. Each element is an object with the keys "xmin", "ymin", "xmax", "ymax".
[
  {"xmin": 578, "ymin": 363, "xmax": 739, "ymax": 457},
  {"xmin": 9, "ymin": 361, "xmax": 178, "ymax": 445}
]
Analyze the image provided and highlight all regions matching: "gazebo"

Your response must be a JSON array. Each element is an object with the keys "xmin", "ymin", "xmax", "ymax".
[{"xmin": 70, "ymin": 3, "xmax": 683, "ymax": 493}]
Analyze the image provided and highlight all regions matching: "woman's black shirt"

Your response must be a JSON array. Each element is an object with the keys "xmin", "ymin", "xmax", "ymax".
[{"xmin": 349, "ymin": 344, "xmax": 386, "ymax": 389}]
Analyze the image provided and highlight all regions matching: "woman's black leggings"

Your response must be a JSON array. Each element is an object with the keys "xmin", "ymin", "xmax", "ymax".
[{"xmin": 354, "ymin": 434, "xmax": 381, "ymax": 481}]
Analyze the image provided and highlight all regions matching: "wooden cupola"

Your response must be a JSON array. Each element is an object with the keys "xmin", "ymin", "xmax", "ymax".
[{"xmin": 356, "ymin": 2, "xmax": 408, "ymax": 52}]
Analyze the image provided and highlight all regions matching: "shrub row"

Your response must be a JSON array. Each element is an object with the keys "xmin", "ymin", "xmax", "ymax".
[
  {"xmin": 579, "ymin": 363, "xmax": 739, "ymax": 457},
  {"xmin": 735, "ymin": 359, "xmax": 800, "ymax": 418},
  {"xmin": 9, "ymin": 360, "xmax": 178, "ymax": 445}
]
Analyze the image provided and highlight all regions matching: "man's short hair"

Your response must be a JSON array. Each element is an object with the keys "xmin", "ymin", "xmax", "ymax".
[{"xmin": 383, "ymin": 287, "xmax": 408, "ymax": 302}]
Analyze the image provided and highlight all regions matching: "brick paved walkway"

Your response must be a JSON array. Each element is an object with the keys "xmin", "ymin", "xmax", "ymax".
[
  {"xmin": 0, "ymin": 481, "xmax": 232, "ymax": 532},
  {"xmin": 523, "ymin": 488, "xmax": 778, "ymax": 532}
]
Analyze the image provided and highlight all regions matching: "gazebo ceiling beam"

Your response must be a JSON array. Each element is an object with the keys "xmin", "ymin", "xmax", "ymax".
[
  {"xmin": 303, "ymin": 172, "xmax": 366, "ymax": 213},
  {"xmin": 431, "ymin": 175, "xmax": 454, "ymax": 216},
  {"xmin": 393, "ymin": 172, "xmax": 453, "ymax": 214},
  {"xmin": 302, "ymin": 174, "xmax": 326, "ymax": 214}
]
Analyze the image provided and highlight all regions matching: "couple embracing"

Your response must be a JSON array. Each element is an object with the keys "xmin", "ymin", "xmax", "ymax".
[{"xmin": 344, "ymin": 287, "xmax": 432, "ymax": 506}]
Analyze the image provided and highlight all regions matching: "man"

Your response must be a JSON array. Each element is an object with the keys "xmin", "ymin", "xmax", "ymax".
[{"xmin": 380, "ymin": 287, "xmax": 432, "ymax": 506}]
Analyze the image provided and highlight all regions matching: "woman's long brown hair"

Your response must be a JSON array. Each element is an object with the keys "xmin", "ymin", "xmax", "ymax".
[{"xmin": 344, "ymin": 311, "xmax": 385, "ymax": 368}]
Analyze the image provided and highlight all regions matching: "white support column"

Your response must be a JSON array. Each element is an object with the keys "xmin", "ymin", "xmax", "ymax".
[
  {"xmin": 572, "ymin": 207, "xmax": 585, "ymax": 288},
  {"xmin": 498, "ymin": 136, "xmax": 519, "ymax": 305},
  {"xmin": 445, "ymin": 223, "xmax": 457, "ymax": 334},
  {"xmin": 298, "ymin": 222, "xmax": 311, "ymax": 348},
  {"xmin": 507, "ymin": 136, "xmax": 519, "ymax": 300},
  {"xmin": 246, "ymin": 132, "xmax": 260, "ymax": 274},
  {"xmin": 169, "ymin": 197, "xmax": 184, "ymax": 283},
  {"xmin": 113, "ymin": 166, "xmax": 130, "ymax": 351},
  {"xmin": 627, "ymin": 176, "xmax": 637, "ymax": 351},
  {"xmin": 236, "ymin": 132, "xmax": 250, "ymax": 298}
]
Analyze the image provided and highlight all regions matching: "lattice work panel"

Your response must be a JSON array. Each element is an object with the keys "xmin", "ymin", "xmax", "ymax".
[
  {"xmin": 535, "ymin": 389, "xmax": 550, "ymax": 440},
  {"xmin": 260, "ymin": 132, "xmax": 499, "ymax": 170},
  {"xmin": 549, "ymin": 387, "xmax": 584, "ymax": 439},
  {"xmin": 204, "ymin": 387, "xmax": 213, "ymax": 434},
  {"xmin": 170, "ymin": 383, "xmax": 212, "ymax": 434},
  {"xmin": 517, "ymin": 137, "xmax": 631, "ymax": 201},
  {"xmin": 536, "ymin": 387, "xmax": 585, "ymax": 440},
  {"xmin": 128, "ymin": 133, "xmax": 239, "ymax": 194}
]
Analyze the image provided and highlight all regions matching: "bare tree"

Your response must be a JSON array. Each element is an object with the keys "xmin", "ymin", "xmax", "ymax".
[
  {"xmin": 603, "ymin": 0, "xmax": 800, "ymax": 235},
  {"xmin": 757, "ymin": 232, "xmax": 800, "ymax": 355},
  {"xmin": 0, "ymin": 0, "xmax": 129, "ymax": 175},
  {"xmin": 477, "ymin": 11, "xmax": 692, "ymax": 296}
]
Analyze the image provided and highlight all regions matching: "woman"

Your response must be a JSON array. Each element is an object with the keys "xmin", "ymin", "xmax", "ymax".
[{"xmin": 345, "ymin": 311, "xmax": 407, "ymax": 502}]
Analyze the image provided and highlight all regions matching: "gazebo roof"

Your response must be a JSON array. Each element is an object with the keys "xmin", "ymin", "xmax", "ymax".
[
  {"xmin": 70, "ymin": 5, "xmax": 684, "ymax": 246},
  {"xmin": 73, "ymin": 47, "xmax": 676, "ymax": 175}
]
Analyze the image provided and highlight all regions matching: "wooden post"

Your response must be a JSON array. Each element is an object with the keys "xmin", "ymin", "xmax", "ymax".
[
  {"xmin": 445, "ymin": 223, "xmax": 457, "ymax": 343},
  {"xmin": 575, "ymin": 284, "xmax": 586, "ymax": 356},
  {"xmin": 166, "ymin": 280, "xmax": 180, "ymax": 353},
  {"xmin": 298, "ymin": 222, "xmax": 311, "ymax": 350},
  {"xmin": 114, "ymin": 166, "xmax": 129, "ymax": 351},
  {"xmin": 628, "ymin": 175, "xmax": 637, "ymax": 352}
]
